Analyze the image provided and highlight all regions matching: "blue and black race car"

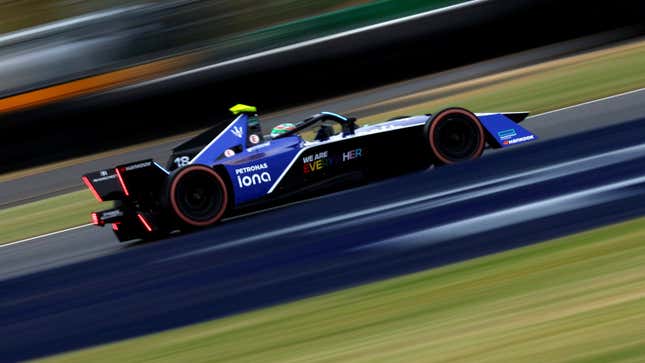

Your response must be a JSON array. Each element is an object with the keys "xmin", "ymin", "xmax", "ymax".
[{"xmin": 82, "ymin": 104, "xmax": 537, "ymax": 242}]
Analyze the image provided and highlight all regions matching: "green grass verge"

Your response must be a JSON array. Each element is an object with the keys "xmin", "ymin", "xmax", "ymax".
[
  {"xmin": 0, "ymin": 190, "xmax": 100, "ymax": 244},
  {"xmin": 358, "ymin": 40, "xmax": 645, "ymax": 124},
  {"xmin": 3, "ymin": 39, "xmax": 645, "ymax": 245},
  {"xmin": 35, "ymin": 216, "xmax": 645, "ymax": 362}
]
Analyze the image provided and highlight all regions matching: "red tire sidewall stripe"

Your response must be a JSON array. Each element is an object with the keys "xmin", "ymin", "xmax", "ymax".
[
  {"xmin": 169, "ymin": 165, "xmax": 228, "ymax": 227},
  {"xmin": 428, "ymin": 109, "xmax": 485, "ymax": 164}
]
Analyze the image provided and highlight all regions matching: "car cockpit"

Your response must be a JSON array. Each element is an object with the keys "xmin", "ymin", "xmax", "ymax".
[{"xmin": 272, "ymin": 112, "xmax": 357, "ymax": 144}]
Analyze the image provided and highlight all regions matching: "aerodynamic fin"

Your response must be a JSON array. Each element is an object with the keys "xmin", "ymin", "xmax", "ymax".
[
  {"xmin": 501, "ymin": 112, "xmax": 530, "ymax": 123},
  {"xmin": 114, "ymin": 159, "xmax": 169, "ymax": 198},
  {"xmin": 477, "ymin": 112, "xmax": 537, "ymax": 148},
  {"xmin": 82, "ymin": 169, "xmax": 123, "ymax": 201}
]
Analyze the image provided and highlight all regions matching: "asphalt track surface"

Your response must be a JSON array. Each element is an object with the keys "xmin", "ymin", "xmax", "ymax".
[
  {"xmin": 2, "ymin": 91, "xmax": 645, "ymax": 361},
  {"xmin": 0, "ymin": 31, "xmax": 638, "ymax": 208}
]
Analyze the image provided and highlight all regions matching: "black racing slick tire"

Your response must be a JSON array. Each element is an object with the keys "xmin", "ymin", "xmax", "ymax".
[
  {"xmin": 425, "ymin": 108, "xmax": 485, "ymax": 164},
  {"xmin": 167, "ymin": 165, "xmax": 229, "ymax": 227}
]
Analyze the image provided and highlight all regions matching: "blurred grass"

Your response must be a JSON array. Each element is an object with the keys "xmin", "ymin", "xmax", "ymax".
[
  {"xmin": 3, "ymin": 39, "xmax": 645, "ymax": 245},
  {"xmin": 36, "ymin": 216, "xmax": 645, "ymax": 362},
  {"xmin": 358, "ymin": 39, "xmax": 645, "ymax": 124},
  {"xmin": 0, "ymin": 190, "xmax": 100, "ymax": 244}
]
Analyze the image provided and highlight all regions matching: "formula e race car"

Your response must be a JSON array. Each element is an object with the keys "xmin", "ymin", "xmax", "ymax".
[{"xmin": 82, "ymin": 104, "xmax": 537, "ymax": 242}]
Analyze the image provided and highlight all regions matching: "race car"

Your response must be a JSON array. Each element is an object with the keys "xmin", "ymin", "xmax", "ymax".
[{"xmin": 82, "ymin": 104, "xmax": 537, "ymax": 242}]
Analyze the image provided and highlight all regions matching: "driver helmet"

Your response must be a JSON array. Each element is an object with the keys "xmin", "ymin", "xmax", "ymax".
[{"xmin": 270, "ymin": 123, "xmax": 296, "ymax": 139}]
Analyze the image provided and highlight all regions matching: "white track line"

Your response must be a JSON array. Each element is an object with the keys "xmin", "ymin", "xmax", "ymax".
[
  {"xmin": 5, "ymin": 88, "xmax": 645, "ymax": 248},
  {"xmin": 530, "ymin": 88, "xmax": 645, "ymax": 118},
  {"xmin": 1, "ymin": 224, "xmax": 91, "ymax": 248}
]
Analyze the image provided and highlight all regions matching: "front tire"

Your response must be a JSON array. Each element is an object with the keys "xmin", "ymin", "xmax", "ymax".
[
  {"xmin": 167, "ymin": 165, "xmax": 229, "ymax": 227},
  {"xmin": 425, "ymin": 108, "xmax": 485, "ymax": 164}
]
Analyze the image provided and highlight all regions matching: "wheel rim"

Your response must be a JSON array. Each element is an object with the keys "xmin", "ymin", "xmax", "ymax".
[
  {"xmin": 430, "ymin": 110, "xmax": 484, "ymax": 163},
  {"xmin": 170, "ymin": 166, "xmax": 227, "ymax": 226}
]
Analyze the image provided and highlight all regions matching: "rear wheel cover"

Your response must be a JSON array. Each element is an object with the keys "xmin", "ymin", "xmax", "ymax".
[
  {"xmin": 169, "ymin": 165, "xmax": 228, "ymax": 227},
  {"xmin": 428, "ymin": 108, "xmax": 484, "ymax": 164}
]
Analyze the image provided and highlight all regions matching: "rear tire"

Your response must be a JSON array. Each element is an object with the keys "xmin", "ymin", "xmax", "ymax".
[
  {"xmin": 425, "ymin": 108, "xmax": 485, "ymax": 164},
  {"xmin": 167, "ymin": 165, "xmax": 229, "ymax": 227}
]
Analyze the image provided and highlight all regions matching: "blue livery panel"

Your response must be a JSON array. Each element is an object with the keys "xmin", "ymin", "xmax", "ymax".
[
  {"xmin": 190, "ymin": 110, "xmax": 538, "ymax": 207},
  {"xmin": 85, "ymin": 104, "xmax": 541, "ymax": 243},
  {"xmin": 478, "ymin": 113, "xmax": 537, "ymax": 147},
  {"xmin": 222, "ymin": 137, "xmax": 301, "ymax": 205},
  {"xmin": 190, "ymin": 114, "xmax": 249, "ymax": 165}
]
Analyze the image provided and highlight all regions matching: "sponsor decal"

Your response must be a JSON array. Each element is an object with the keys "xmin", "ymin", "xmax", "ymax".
[
  {"xmin": 235, "ymin": 163, "xmax": 271, "ymax": 188},
  {"xmin": 92, "ymin": 174, "xmax": 116, "ymax": 183},
  {"xmin": 342, "ymin": 148, "xmax": 362, "ymax": 162},
  {"xmin": 304, "ymin": 159, "xmax": 328, "ymax": 173},
  {"xmin": 303, "ymin": 151, "xmax": 330, "ymax": 174},
  {"xmin": 503, "ymin": 135, "xmax": 535, "ymax": 145},
  {"xmin": 231, "ymin": 126, "xmax": 243, "ymax": 138},
  {"xmin": 125, "ymin": 161, "xmax": 152, "ymax": 171},
  {"xmin": 249, "ymin": 134, "xmax": 260, "ymax": 144},
  {"xmin": 497, "ymin": 129, "xmax": 517, "ymax": 140},
  {"xmin": 302, "ymin": 151, "xmax": 328, "ymax": 163},
  {"xmin": 224, "ymin": 149, "xmax": 236, "ymax": 158},
  {"xmin": 235, "ymin": 163, "xmax": 268, "ymax": 174},
  {"xmin": 101, "ymin": 209, "xmax": 124, "ymax": 219},
  {"xmin": 302, "ymin": 148, "xmax": 363, "ymax": 174}
]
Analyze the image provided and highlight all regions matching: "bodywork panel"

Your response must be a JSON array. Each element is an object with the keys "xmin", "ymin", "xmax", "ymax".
[
  {"xmin": 82, "ymin": 107, "xmax": 538, "ymax": 242},
  {"xmin": 187, "ymin": 112, "xmax": 537, "ymax": 208},
  {"xmin": 477, "ymin": 113, "xmax": 537, "ymax": 148}
]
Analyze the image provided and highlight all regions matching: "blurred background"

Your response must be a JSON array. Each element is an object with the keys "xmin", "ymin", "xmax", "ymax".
[
  {"xmin": 0, "ymin": 0, "xmax": 368, "ymax": 34},
  {"xmin": 0, "ymin": 0, "xmax": 376, "ymax": 98},
  {"xmin": 0, "ymin": 0, "xmax": 644, "ymax": 172},
  {"xmin": 3, "ymin": 2, "xmax": 645, "ymax": 361}
]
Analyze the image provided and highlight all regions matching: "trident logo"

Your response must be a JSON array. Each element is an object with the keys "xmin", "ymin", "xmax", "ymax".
[{"xmin": 231, "ymin": 126, "xmax": 243, "ymax": 138}]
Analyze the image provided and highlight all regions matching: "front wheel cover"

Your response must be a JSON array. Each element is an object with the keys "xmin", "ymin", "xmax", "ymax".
[
  {"xmin": 426, "ymin": 108, "xmax": 485, "ymax": 164},
  {"xmin": 168, "ymin": 165, "xmax": 228, "ymax": 227}
]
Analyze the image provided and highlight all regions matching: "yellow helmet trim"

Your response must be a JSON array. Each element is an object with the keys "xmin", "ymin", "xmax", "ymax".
[{"xmin": 229, "ymin": 104, "xmax": 257, "ymax": 115}]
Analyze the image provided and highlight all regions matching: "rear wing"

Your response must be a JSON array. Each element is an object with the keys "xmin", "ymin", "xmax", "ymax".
[
  {"xmin": 82, "ymin": 169, "xmax": 123, "ymax": 201},
  {"xmin": 114, "ymin": 160, "xmax": 169, "ymax": 199},
  {"xmin": 82, "ymin": 160, "xmax": 169, "ymax": 202},
  {"xmin": 84, "ymin": 160, "xmax": 168, "ymax": 240}
]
